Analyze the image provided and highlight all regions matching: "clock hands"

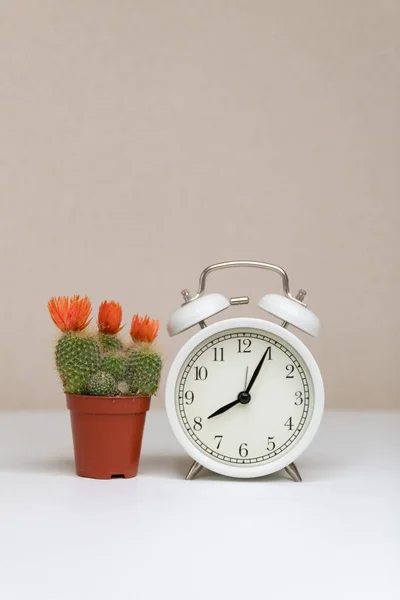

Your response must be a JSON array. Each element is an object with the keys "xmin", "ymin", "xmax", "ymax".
[
  {"xmin": 207, "ymin": 398, "xmax": 241, "ymax": 419},
  {"xmin": 207, "ymin": 350, "xmax": 268, "ymax": 420},
  {"xmin": 207, "ymin": 366, "xmax": 250, "ymax": 419},
  {"xmin": 244, "ymin": 348, "xmax": 269, "ymax": 394}
]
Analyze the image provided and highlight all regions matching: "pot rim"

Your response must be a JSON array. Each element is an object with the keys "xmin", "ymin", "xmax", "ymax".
[
  {"xmin": 66, "ymin": 393, "xmax": 151, "ymax": 415},
  {"xmin": 66, "ymin": 393, "xmax": 150, "ymax": 400}
]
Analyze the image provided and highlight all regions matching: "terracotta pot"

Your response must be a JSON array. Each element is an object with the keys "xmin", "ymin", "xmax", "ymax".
[{"xmin": 66, "ymin": 394, "xmax": 150, "ymax": 479}]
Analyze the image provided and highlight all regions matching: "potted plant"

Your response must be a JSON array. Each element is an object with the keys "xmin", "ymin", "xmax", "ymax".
[{"xmin": 48, "ymin": 296, "xmax": 162, "ymax": 479}]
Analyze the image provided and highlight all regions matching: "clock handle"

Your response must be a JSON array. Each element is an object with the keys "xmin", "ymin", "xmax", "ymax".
[
  {"xmin": 187, "ymin": 260, "xmax": 305, "ymax": 305},
  {"xmin": 168, "ymin": 260, "xmax": 320, "ymax": 337}
]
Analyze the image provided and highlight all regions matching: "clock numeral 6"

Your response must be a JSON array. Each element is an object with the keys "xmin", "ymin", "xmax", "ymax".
[
  {"xmin": 214, "ymin": 435, "xmax": 223, "ymax": 449},
  {"xmin": 267, "ymin": 436, "xmax": 276, "ymax": 451},
  {"xmin": 194, "ymin": 367, "xmax": 208, "ymax": 381},
  {"xmin": 286, "ymin": 364, "xmax": 295, "ymax": 378},
  {"xmin": 239, "ymin": 443, "xmax": 248, "ymax": 458},
  {"xmin": 237, "ymin": 339, "xmax": 252, "ymax": 353},
  {"xmin": 184, "ymin": 390, "xmax": 194, "ymax": 405},
  {"xmin": 294, "ymin": 391, "xmax": 303, "ymax": 405},
  {"xmin": 193, "ymin": 417, "xmax": 203, "ymax": 431}
]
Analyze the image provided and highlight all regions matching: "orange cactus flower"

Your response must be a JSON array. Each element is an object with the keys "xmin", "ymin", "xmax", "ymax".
[
  {"xmin": 98, "ymin": 300, "xmax": 123, "ymax": 334},
  {"xmin": 48, "ymin": 295, "xmax": 92, "ymax": 332},
  {"xmin": 130, "ymin": 314, "xmax": 159, "ymax": 343}
]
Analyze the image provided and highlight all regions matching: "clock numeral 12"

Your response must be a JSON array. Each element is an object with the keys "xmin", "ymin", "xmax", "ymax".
[
  {"xmin": 213, "ymin": 347, "xmax": 224, "ymax": 362},
  {"xmin": 194, "ymin": 367, "xmax": 208, "ymax": 381},
  {"xmin": 237, "ymin": 339, "xmax": 252, "ymax": 353}
]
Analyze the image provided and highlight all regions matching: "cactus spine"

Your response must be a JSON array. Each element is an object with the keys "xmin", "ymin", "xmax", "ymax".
[
  {"xmin": 62, "ymin": 372, "xmax": 89, "ymax": 395},
  {"xmin": 49, "ymin": 298, "xmax": 162, "ymax": 398},
  {"xmin": 126, "ymin": 314, "xmax": 162, "ymax": 396},
  {"xmin": 101, "ymin": 353, "xmax": 126, "ymax": 381},
  {"xmin": 115, "ymin": 380, "xmax": 130, "ymax": 396},
  {"xmin": 55, "ymin": 333, "xmax": 101, "ymax": 394},
  {"xmin": 125, "ymin": 349, "xmax": 162, "ymax": 395},
  {"xmin": 48, "ymin": 297, "xmax": 100, "ymax": 395},
  {"xmin": 88, "ymin": 371, "xmax": 115, "ymax": 396},
  {"xmin": 98, "ymin": 332, "xmax": 123, "ymax": 352}
]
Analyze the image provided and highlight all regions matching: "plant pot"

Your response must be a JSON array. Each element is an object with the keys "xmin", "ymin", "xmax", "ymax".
[{"xmin": 66, "ymin": 394, "xmax": 150, "ymax": 479}]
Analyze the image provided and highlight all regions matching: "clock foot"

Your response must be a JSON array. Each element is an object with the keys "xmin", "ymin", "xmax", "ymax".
[
  {"xmin": 185, "ymin": 461, "xmax": 204, "ymax": 480},
  {"xmin": 285, "ymin": 462, "xmax": 302, "ymax": 482}
]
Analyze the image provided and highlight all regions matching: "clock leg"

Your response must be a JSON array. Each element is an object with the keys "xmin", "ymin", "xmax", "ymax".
[
  {"xmin": 185, "ymin": 461, "xmax": 204, "ymax": 480},
  {"xmin": 285, "ymin": 462, "xmax": 302, "ymax": 482}
]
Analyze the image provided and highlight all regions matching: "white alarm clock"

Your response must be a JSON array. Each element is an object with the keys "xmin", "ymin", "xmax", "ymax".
[{"xmin": 165, "ymin": 261, "xmax": 324, "ymax": 482}]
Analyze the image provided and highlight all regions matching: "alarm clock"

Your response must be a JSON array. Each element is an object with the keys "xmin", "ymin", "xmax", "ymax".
[{"xmin": 165, "ymin": 261, "xmax": 324, "ymax": 482}]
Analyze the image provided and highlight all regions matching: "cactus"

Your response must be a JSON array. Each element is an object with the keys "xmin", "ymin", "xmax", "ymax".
[
  {"xmin": 48, "ymin": 298, "xmax": 161, "ymax": 398},
  {"xmin": 102, "ymin": 353, "xmax": 126, "ymax": 381},
  {"xmin": 88, "ymin": 371, "xmax": 115, "ymax": 396},
  {"xmin": 48, "ymin": 297, "xmax": 101, "ymax": 394},
  {"xmin": 63, "ymin": 372, "xmax": 89, "ymax": 395},
  {"xmin": 98, "ymin": 332, "xmax": 123, "ymax": 352},
  {"xmin": 56, "ymin": 333, "xmax": 101, "ymax": 381},
  {"xmin": 125, "ymin": 349, "xmax": 162, "ymax": 395},
  {"xmin": 97, "ymin": 301, "xmax": 124, "ymax": 352},
  {"xmin": 115, "ymin": 380, "xmax": 130, "ymax": 396},
  {"xmin": 126, "ymin": 314, "xmax": 162, "ymax": 396}
]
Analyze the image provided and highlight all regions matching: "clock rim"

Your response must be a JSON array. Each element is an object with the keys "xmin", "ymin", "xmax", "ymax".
[{"xmin": 165, "ymin": 317, "xmax": 324, "ymax": 479}]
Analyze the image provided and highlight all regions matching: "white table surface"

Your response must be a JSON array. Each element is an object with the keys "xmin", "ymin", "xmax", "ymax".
[{"xmin": 0, "ymin": 410, "xmax": 398, "ymax": 600}]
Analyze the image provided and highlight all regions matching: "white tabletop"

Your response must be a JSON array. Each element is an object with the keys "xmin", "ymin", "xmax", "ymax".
[{"xmin": 0, "ymin": 410, "xmax": 398, "ymax": 600}]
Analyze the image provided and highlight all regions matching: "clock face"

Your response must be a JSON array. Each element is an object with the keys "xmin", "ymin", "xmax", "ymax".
[{"xmin": 174, "ymin": 326, "xmax": 315, "ymax": 469}]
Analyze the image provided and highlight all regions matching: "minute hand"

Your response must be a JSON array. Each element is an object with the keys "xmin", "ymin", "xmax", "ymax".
[{"xmin": 245, "ymin": 349, "xmax": 269, "ymax": 393}]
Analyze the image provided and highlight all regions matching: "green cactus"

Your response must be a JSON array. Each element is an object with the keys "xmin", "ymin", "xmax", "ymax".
[
  {"xmin": 125, "ymin": 349, "xmax": 162, "ymax": 396},
  {"xmin": 88, "ymin": 371, "xmax": 115, "ymax": 396},
  {"xmin": 64, "ymin": 372, "xmax": 89, "ymax": 395},
  {"xmin": 55, "ymin": 333, "xmax": 101, "ymax": 393},
  {"xmin": 101, "ymin": 354, "xmax": 126, "ymax": 381},
  {"xmin": 98, "ymin": 332, "xmax": 123, "ymax": 352},
  {"xmin": 115, "ymin": 380, "xmax": 130, "ymax": 396},
  {"xmin": 49, "ymin": 297, "xmax": 161, "ymax": 399}
]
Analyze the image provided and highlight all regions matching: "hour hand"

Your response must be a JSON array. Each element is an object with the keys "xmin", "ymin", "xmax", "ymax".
[{"xmin": 207, "ymin": 398, "xmax": 240, "ymax": 419}]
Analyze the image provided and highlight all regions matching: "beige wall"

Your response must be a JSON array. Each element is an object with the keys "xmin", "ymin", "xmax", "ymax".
[{"xmin": 1, "ymin": 1, "xmax": 399, "ymax": 410}]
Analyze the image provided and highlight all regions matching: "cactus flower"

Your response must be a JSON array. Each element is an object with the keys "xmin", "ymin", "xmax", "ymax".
[
  {"xmin": 48, "ymin": 295, "xmax": 92, "ymax": 332},
  {"xmin": 98, "ymin": 301, "xmax": 123, "ymax": 334},
  {"xmin": 130, "ymin": 314, "xmax": 159, "ymax": 343}
]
